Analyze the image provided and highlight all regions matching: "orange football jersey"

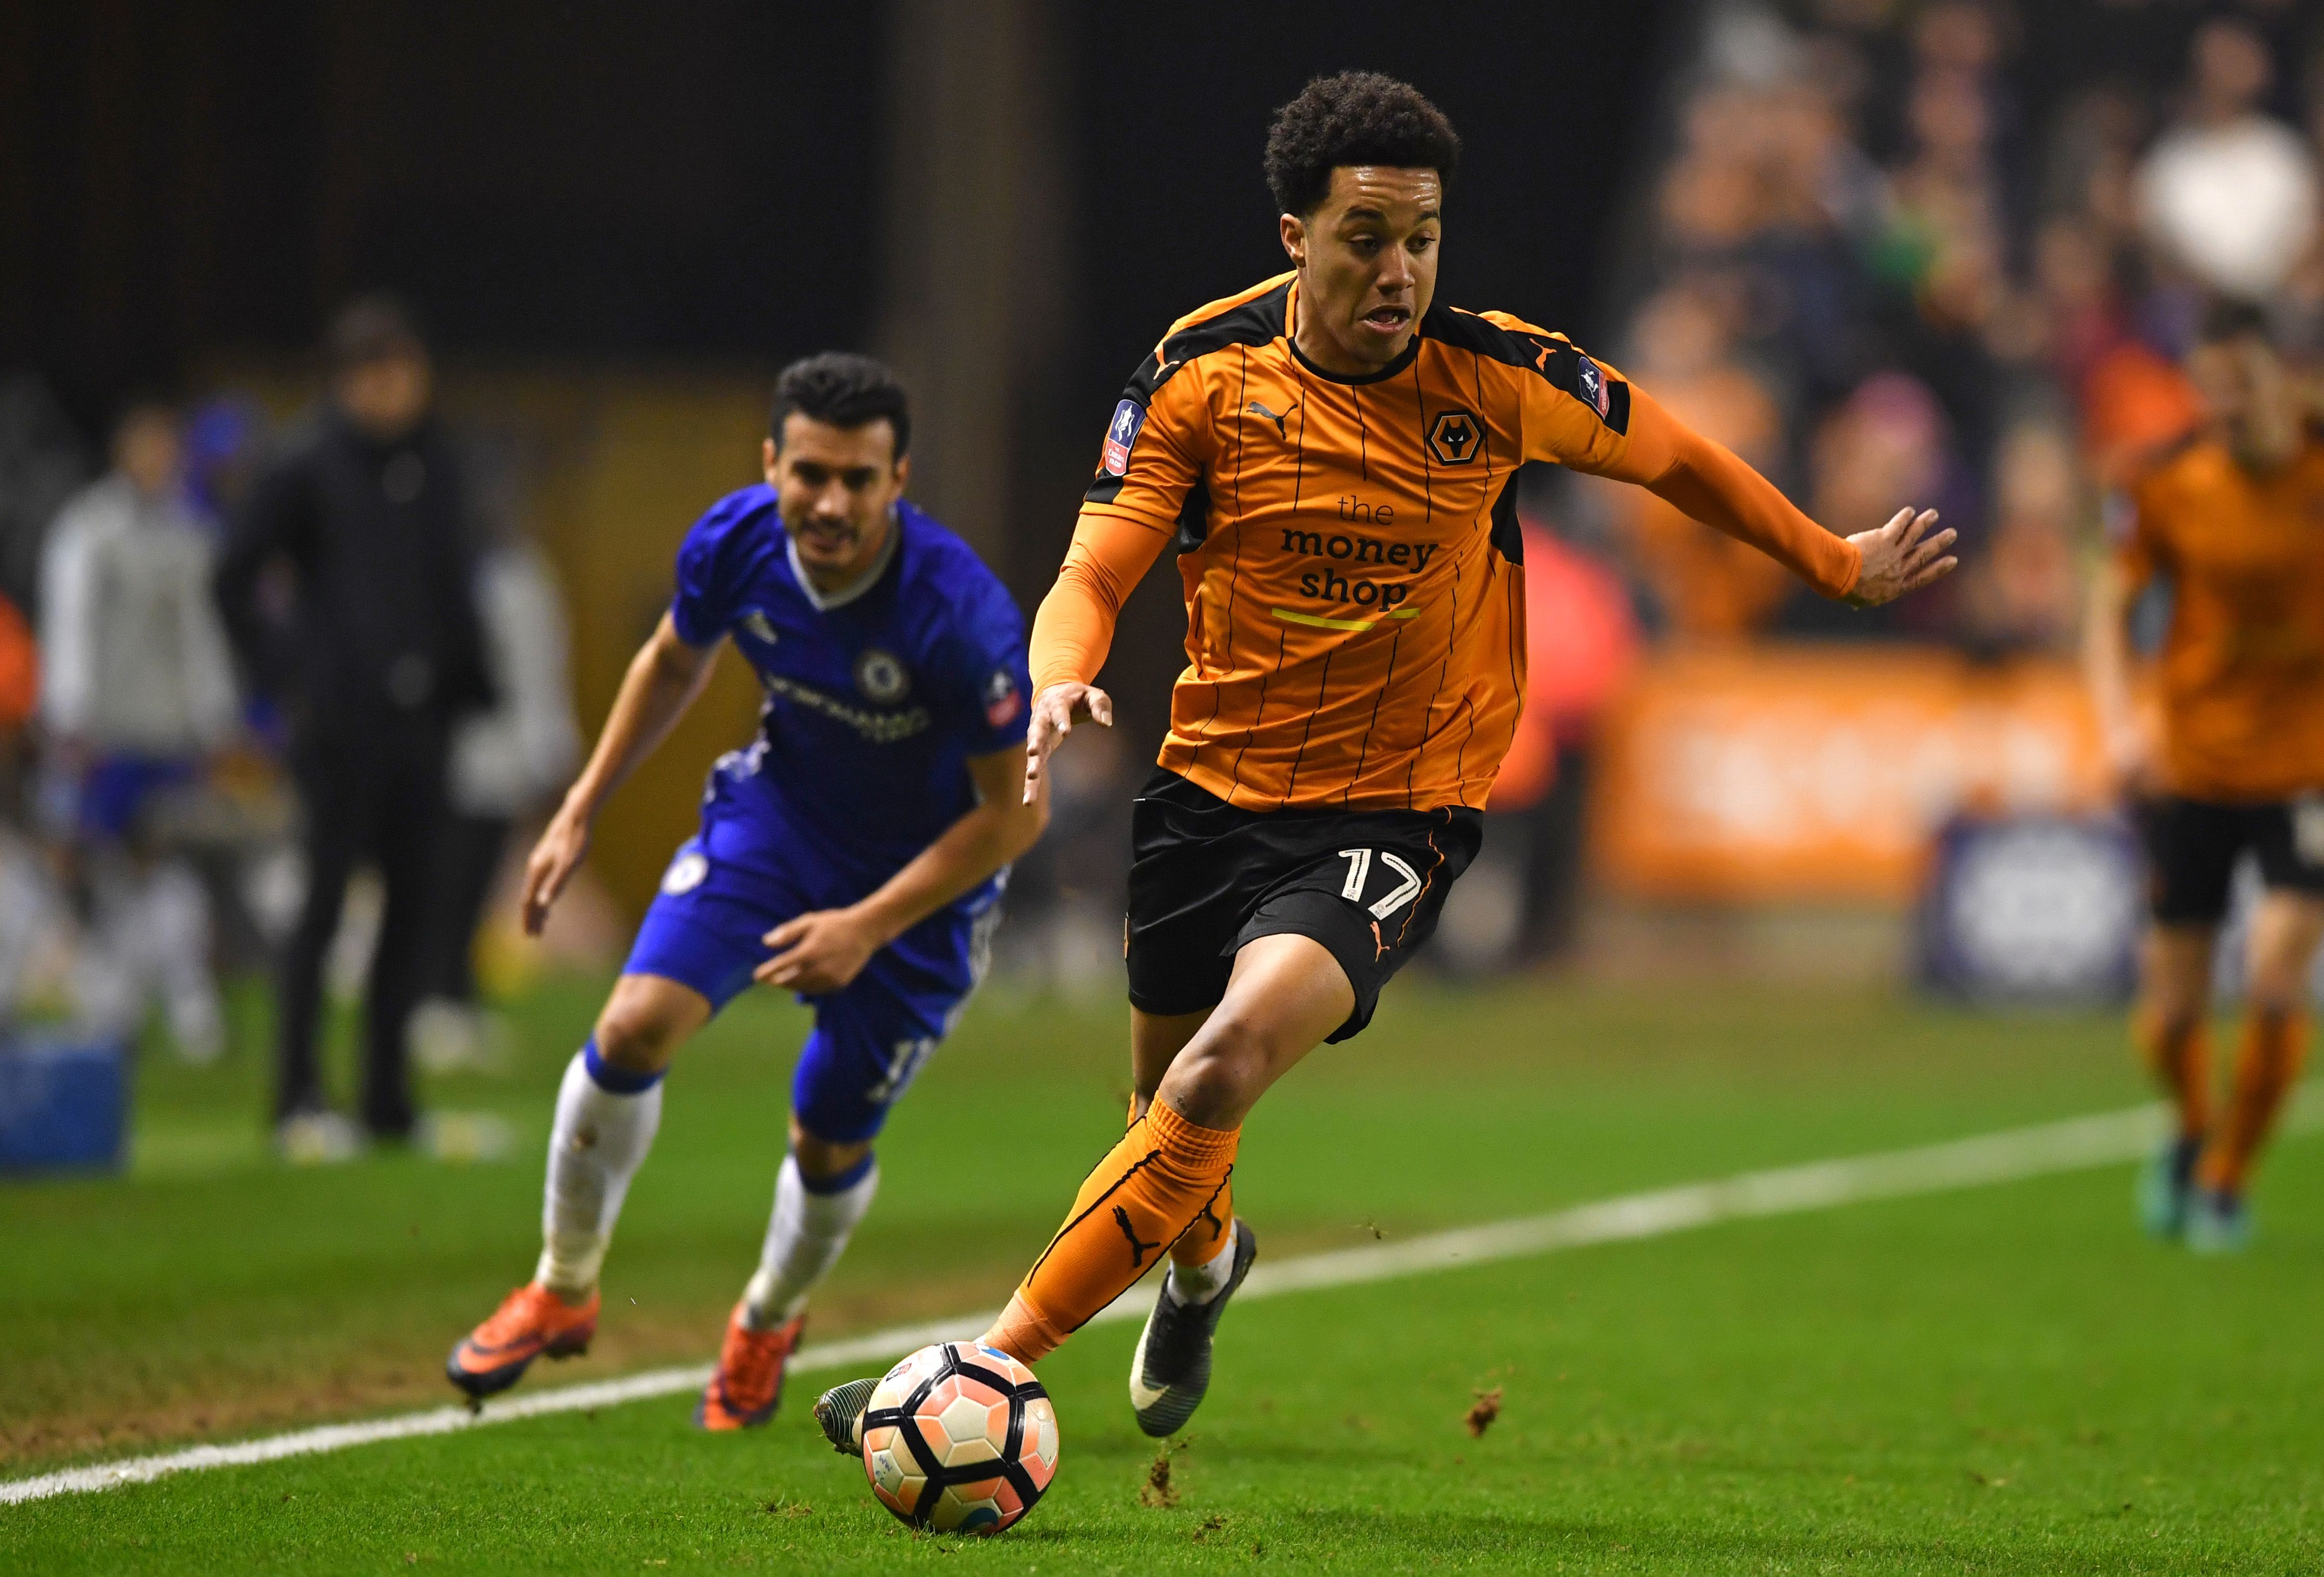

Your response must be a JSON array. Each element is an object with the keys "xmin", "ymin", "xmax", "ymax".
[
  {"xmin": 2122, "ymin": 434, "xmax": 2324, "ymax": 800},
  {"xmin": 1037, "ymin": 273, "xmax": 1859, "ymax": 812}
]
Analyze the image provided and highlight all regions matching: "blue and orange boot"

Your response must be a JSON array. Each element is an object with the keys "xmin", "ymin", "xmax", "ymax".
[
  {"xmin": 2138, "ymin": 1135, "xmax": 2203, "ymax": 1240},
  {"xmin": 697, "ymin": 1303, "xmax": 806, "ymax": 1430},
  {"xmin": 446, "ymin": 1283, "xmax": 599, "ymax": 1399}
]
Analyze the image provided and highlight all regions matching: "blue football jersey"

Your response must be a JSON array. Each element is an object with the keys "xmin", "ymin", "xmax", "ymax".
[{"xmin": 668, "ymin": 487, "xmax": 1030, "ymax": 909}]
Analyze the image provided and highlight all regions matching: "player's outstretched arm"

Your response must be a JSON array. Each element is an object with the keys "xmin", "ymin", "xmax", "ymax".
[
  {"xmin": 1584, "ymin": 386, "xmax": 1957, "ymax": 608},
  {"xmin": 521, "ymin": 611, "xmax": 717, "ymax": 935},
  {"xmin": 757, "ymin": 748, "xmax": 1050, "ymax": 995}
]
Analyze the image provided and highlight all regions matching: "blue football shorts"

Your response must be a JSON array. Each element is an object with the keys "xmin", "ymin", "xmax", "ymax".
[{"xmin": 623, "ymin": 837, "xmax": 997, "ymax": 1143}]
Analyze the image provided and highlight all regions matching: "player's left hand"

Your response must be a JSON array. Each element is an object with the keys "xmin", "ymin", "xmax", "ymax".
[
  {"xmin": 1843, "ymin": 507, "xmax": 1956, "ymax": 608},
  {"xmin": 756, "ymin": 907, "xmax": 883, "ymax": 995},
  {"xmin": 1024, "ymin": 681, "xmax": 1113, "ymax": 805}
]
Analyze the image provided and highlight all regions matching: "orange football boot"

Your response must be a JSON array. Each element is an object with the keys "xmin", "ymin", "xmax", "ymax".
[
  {"xmin": 445, "ymin": 1283, "xmax": 599, "ymax": 1398},
  {"xmin": 696, "ymin": 1303, "xmax": 805, "ymax": 1430}
]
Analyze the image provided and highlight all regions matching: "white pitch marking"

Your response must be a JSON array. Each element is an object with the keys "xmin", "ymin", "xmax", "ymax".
[{"xmin": 6, "ymin": 1088, "xmax": 2314, "ymax": 1507}]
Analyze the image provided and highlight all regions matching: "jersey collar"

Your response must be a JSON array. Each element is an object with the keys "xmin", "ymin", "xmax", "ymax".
[
  {"xmin": 786, "ymin": 505, "xmax": 902, "ymax": 613},
  {"xmin": 1284, "ymin": 278, "xmax": 1424, "ymax": 386}
]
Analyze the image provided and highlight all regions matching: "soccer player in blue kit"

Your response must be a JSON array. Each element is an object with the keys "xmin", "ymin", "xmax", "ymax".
[{"xmin": 447, "ymin": 354, "xmax": 1046, "ymax": 1428}]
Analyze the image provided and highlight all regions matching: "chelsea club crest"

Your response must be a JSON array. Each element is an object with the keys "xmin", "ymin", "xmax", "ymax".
[{"xmin": 853, "ymin": 647, "xmax": 911, "ymax": 705}]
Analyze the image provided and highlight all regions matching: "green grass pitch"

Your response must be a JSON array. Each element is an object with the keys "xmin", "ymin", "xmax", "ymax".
[{"xmin": 4, "ymin": 975, "xmax": 2321, "ymax": 1573}]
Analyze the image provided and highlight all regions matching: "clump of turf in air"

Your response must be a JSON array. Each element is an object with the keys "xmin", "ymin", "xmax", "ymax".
[
  {"xmin": 1465, "ymin": 1387, "xmax": 1504, "ymax": 1439},
  {"xmin": 1140, "ymin": 1438, "xmax": 1192, "ymax": 1507}
]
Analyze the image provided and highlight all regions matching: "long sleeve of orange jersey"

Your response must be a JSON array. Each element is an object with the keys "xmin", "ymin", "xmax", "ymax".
[
  {"xmin": 1616, "ymin": 388, "xmax": 1861, "ymax": 600},
  {"xmin": 1491, "ymin": 320, "xmax": 1861, "ymax": 600},
  {"xmin": 1027, "ymin": 512, "xmax": 1172, "ymax": 695},
  {"xmin": 1033, "ymin": 344, "xmax": 1208, "ymax": 695}
]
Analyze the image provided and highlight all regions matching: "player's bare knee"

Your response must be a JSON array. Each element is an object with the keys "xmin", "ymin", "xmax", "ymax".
[
  {"xmin": 2142, "ymin": 998, "xmax": 2205, "ymax": 1046},
  {"xmin": 789, "ymin": 1113, "xmax": 872, "ymax": 1182},
  {"xmin": 1159, "ymin": 1027, "xmax": 1271, "ymax": 1127},
  {"xmin": 592, "ymin": 999, "xmax": 681, "ymax": 1076},
  {"xmin": 2244, "ymin": 971, "xmax": 2306, "ymax": 1020},
  {"xmin": 2137, "ymin": 964, "xmax": 2209, "ymax": 1036}
]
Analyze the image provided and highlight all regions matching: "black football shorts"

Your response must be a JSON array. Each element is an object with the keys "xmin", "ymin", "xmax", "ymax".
[
  {"xmin": 2139, "ymin": 792, "xmax": 2324, "ymax": 924},
  {"xmin": 1123, "ymin": 766, "xmax": 1482, "ymax": 1042}
]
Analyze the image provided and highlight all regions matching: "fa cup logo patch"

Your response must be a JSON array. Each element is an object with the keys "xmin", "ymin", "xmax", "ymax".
[
  {"xmin": 1575, "ymin": 354, "xmax": 1610, "ymax": 417},
  {"xmin": 1101, "ymin": 399, "xmax": 1145, "ymax": 476}
]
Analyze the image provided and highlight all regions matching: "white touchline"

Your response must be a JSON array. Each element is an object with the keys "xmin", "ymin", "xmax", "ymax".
[{"xmin": 6, "ymin": 1087, "xmax": 2316, "ymax": 1508}]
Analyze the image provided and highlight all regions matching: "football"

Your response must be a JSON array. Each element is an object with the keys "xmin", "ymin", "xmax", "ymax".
[{"xmin": 861, "ymin": 1341, "xmax": 1059, "ymax": 1534}]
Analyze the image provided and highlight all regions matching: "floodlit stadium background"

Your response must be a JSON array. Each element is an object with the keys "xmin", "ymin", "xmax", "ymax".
[
  {"xmin": 16, "ymin": 0, "xmax": 2314, "ymax": 1018},
  {"xmin": 6, "ymin": 0, "xmax": 2324, "ymax": 1544}
]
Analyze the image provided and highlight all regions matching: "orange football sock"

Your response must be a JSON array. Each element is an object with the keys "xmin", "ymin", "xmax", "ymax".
[
  {"xmin": 2199, "ymin": 1010, "xmax": 2309, "ymax": 1195},
  {"xmin": 983, "ymin": 1102, "xmax": 1237, "ymax": 1365},
  {"xmin": 2135, "ymin": 1010, "xmax": 2213, "ymax": 1142},
  {"xmin": 1170, "ymin": 1172, "xmax": 1234, "ymax": 1274}
]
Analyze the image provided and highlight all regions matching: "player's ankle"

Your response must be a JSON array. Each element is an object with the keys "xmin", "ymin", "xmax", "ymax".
[
  {"xmin": 980, "ymin": 1292, "xmax": 1063, "ymax": 1365},
  {"xmin": 1166, "ymin": 1220, "xmax": 1238, "ymax": 1305},
  {"xmin": 739, "ymin": 1281, "xmax": 804, "ymax": 1330}
]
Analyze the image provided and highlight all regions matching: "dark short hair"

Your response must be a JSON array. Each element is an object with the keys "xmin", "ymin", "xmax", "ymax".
[
  {"xmin": 769, "ymin": 351, "xmax": 911, "ymax": 460},
  {"xmin": 109, "ymin": 384, "xmax": 181, "ymax": 437},
  {"xmin": 2196, "ymin": 298, "xmax": 2272, "ymax": 347},
  {"xmin": 1264, "ymin": 72, "xmax": 1461, "ymax": 218},
  {"xmin": 326, "ymin": 294, "xmax": 429, "ymax": 373}
]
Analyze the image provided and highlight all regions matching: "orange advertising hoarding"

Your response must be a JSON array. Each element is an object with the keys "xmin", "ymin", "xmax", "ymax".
[{"xmin": 1590, "ymin": 646, "xmax": 2112, "ymax": 903}]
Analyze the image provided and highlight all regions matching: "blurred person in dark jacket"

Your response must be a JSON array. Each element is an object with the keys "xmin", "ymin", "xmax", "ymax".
[{"xmin": 216, "ymin": 297, "xmax": 492, "ymax": 1159}]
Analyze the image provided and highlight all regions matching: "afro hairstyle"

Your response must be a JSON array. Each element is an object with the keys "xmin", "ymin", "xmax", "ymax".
[{"xmin": 1263, "ymin": 71, "xmax": 1461, "ymax": 218}]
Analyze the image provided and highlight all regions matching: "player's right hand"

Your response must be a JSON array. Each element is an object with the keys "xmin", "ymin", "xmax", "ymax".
[
  {"xmin": 1843, "ymin": 507, "xmax": 1956, "ymax": 608},
  {"xmin": 1023, "ymin": 682, "xmax": 1113, "ymax": 805},
  {"xmin": 520, "ymin": 808, "xmax": 591, "ymax": 936}
]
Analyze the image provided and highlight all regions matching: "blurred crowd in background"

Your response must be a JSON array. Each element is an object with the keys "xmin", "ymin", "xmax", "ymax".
[
  {"xmin": 1574, "ymin": 0, "xmax": 2323, "ymax": 653},
  {"xmin": 0, "ymin": 303, "xmax": 582, "ymax": 1154},
  {"xmin": 1464, "ymin": 0, "xmax": 2324, "ymax": 978},
  {"xmin": 1, "ymin": 0, "xmax": 2320, "ymax": 1150}
]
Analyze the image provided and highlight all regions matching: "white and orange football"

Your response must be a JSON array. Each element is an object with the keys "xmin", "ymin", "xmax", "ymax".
[{"xmin": 860, "ymin": 1341, "xmax": 1060, "ymax": 1535}]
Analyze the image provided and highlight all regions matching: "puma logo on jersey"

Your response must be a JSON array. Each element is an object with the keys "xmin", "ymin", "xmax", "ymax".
[
  {"xmin": 1246, "ymin": 399, "xmax": 1294, "ymax": 439},
  {"xmin": 1115, "ymin": 1205, "xmax": 1163, "ymax": 1269}
]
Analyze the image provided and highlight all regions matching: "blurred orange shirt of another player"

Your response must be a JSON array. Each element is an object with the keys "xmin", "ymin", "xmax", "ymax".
[
  {"xmin": 2082, "ymin": 341, "xmax": 2203, "ymax": 487},
  {"xmin": 2121, "ymin": 432, "xmax": 2324, "ymax": 800},
  {"xmin": 1488, "ymin": 525, "xmax": 1638, "ymax": 812}
]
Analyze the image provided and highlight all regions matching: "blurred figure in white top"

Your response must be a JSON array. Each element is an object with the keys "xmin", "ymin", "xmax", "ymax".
[
  {"xmin": 2137, "ymin": 19, "xmax": 2318, "ymax": 305},
  {"xmin": 39, "ymin": 396, "xmax": 240, "ymax": 1061}
]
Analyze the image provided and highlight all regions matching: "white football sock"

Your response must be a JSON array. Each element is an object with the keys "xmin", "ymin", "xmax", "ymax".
[
  {"xmin": 534, "ymin": 1047, "xmax": 663, "ymax": 1298},
  {"xmin": 741, "ymin": 1153, "xmax": 879, "ymax": 1327},
  {"xmin": 1166, "ymin": 1217, "xmax": 1239, "ymax": 1305}
]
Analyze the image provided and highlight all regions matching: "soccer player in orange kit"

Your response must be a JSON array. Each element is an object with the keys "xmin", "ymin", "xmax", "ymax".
[
  {"xmin": 819, "ymin": 71, "xmax": 1955, "ymax": 1448},
  {"xmin": 2087, "ymin": 302, "xmax": 2324, "ymax": 1253}
]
